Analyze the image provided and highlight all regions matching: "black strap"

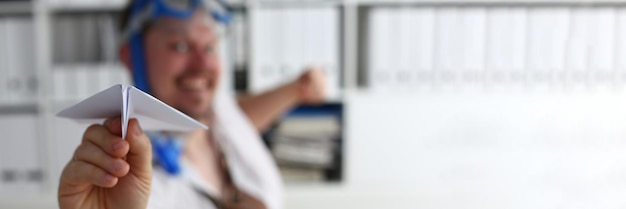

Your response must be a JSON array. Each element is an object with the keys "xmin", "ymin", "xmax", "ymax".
[{"xmin": 192, "ymin": 184, "xmax": 224, "ymax": 209}]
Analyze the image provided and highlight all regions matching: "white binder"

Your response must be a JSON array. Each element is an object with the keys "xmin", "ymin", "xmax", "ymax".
[
  {"xmin": 410, "ymin": 7, "xmax": 436, "ymax": 90},
  {"xmin": 0, "ymin": 114, "xmax": 42, "ymax": 197},
  {"xmin": 485, "ymin": 7, "xmax": 527, "ymax": 86},
  {"xmin": 0, "ymin": 19, "xmax": 7, "ymax": 104},
  {"xmin": 527, "ymin": 8, "xmax": 569, "ymax": 73},
  {"xmin": 368, "ymin": 8, "xmax": 393, "ymax": 91},
  {"xmin": 250, "ymin": 7, "xmax": 340, "ymax": 99}
]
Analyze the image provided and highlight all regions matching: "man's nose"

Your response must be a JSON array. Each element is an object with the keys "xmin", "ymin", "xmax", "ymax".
[
  {"xmin": 186, "ymin": 47, "xmax": 220, "ymax": 76},
  {"xmin": 189, "ymin": 47, "xmax": 212, "ymax": 68}
]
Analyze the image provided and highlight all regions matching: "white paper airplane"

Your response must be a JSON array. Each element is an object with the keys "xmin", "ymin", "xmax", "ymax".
[{"xmin": 57, "ymin": 84, "xmax": 208, "ymax": 139}]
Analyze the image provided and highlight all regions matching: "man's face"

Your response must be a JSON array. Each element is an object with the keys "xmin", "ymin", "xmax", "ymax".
[{"xmin": 142, "ymin": 11, "xmax": 221, "ymax": 120}]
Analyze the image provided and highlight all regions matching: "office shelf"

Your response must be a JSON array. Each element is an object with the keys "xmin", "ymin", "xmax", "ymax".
[{"xmin": 0, "ymin": 1, "xmax": 32, "ymax": 15}]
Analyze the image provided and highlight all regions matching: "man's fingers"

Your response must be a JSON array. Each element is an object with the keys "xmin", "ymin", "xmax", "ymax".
[
  {"xmin": 125, "ymin": 119, "xmax": 153, "ymax": 176},
  {"xmin": 81, "ymin": 118, "xmax": 151, "ymax": 178},
  {"xmin": 73, "ymin": 142, "xmax": 130, "ymax": 177},
  {"xmin": 82, "ymin": 124, "xmax": 129, "ymax": 158},
  {"xmin": 298, "ymin": 67, "xmax": 327, "ymax": 104},
  {"xmin": 63, "ymin": 161, "xmax": 118, "ymax": 188},
  {"xmin": 103, "ymin": 117, "xmax": 123, "ymax": 136},
  {"xmin": 60, "ymin": 118, "xmax": 148, "ymax": 191}
]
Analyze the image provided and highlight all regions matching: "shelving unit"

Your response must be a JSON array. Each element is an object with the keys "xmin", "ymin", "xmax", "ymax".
[
  {"xmin": 0, "ymin": 1, "xmax": 32, "ymax": 15},
  {"xmin": 2, "ymin": 0, "xmax": 354, "ymax": 207},
  {"xmin": 47, "ymin": 1, "xmax": 126, "ymax": 12},
  {"xmin": 4, "ymin": 0, "xmax": 626, "ymax": 208}
]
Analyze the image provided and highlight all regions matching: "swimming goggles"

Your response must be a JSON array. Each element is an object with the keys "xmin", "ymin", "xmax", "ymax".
[{"xmin": 122, "ymin": 0, "xmax": 233, "ymax": 93}]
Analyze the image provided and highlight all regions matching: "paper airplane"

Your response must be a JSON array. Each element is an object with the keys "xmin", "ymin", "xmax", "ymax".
[{"xmin": 57, "ymin": 84, "xmax": 208, "ymax": 139}]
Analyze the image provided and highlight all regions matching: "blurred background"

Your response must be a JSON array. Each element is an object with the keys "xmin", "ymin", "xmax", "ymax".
[{"xmin": 2, "ymin": 0, "xmax": 626, "ymax": 208}]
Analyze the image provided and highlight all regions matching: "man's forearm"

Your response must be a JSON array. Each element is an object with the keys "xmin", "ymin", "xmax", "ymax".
[{"xmin": 237, "ymin": 81, "xmax": 300, "ymax": 132}]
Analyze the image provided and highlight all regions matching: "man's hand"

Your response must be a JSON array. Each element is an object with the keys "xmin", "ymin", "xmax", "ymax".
[
  {"xmin": 296, "ymin": 67, "xmax": 327, "ymax": 105},
  {"xmin": 58, "ymin": 118, "xmax": 152, "ymax": 209}
]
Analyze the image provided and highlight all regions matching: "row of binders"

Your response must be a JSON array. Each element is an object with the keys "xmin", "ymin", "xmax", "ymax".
[
  {"xmin": 0, "ymin": 114, "xmax": 43, "ymax": 197},
  {"xmin": 46, "ymin": 0, "xmax": 243, "ymax": 9},
  {"xmin": 0, "ymin": 17, "xmax": 37, "ymax": 105},
  {"xmin": 367, "ymin": 6, "xmax": 626, "ymax": 90},
  {"xmin": 46, "ymin": 0, "xmax": 127, "ymax": 9},
  {"xmin": 53, "ymin": 64, "xmax": 132, "ymax": 103},
  {"xmin": 52, "ymin": 13, "xmax": 120, "ymax": 64},
  {"xmin": 270, "ymin": 114, "xmax": 341, "ymax": 182},
  {"xmin": 250, "ymin": 6, "xmax": 341, "ymax": 100}
]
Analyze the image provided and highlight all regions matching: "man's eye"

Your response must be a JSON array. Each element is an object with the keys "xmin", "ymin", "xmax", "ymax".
[
  {"xmin": 204, "ymin": 45, "xmax": 214, "ymax": 54},
  {"xmin": 174, "ymin": 42, "xmax": 189, "ymax": 53}
]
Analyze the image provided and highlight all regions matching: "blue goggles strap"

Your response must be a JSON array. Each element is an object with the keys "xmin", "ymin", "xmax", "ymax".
[
  {"xmin": 147, "ymin": 132, "xmax": 184, "ymax": 175},
  {"xmin": 129, "ymin": 34, "xmax": 151, "ymax": 93},
  {"xmin": 207, "ymin": 0, "xmax": 233, "ymax": 24}
]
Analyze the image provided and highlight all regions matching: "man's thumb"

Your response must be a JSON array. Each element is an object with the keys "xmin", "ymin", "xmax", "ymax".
[{"xmin": 125, "ymin": 119, "xmax": 153, "ymax": 176}]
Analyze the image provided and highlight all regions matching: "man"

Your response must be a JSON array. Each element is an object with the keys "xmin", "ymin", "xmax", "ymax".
[{"xmin": 57, "ymin": 1, "xmax": 327, "ymax": 208}]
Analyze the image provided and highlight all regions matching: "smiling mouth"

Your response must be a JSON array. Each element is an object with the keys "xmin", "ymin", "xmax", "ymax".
[{"xmin": 179, "ymin": 77, "xmax": 209, "ymax": 91}]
